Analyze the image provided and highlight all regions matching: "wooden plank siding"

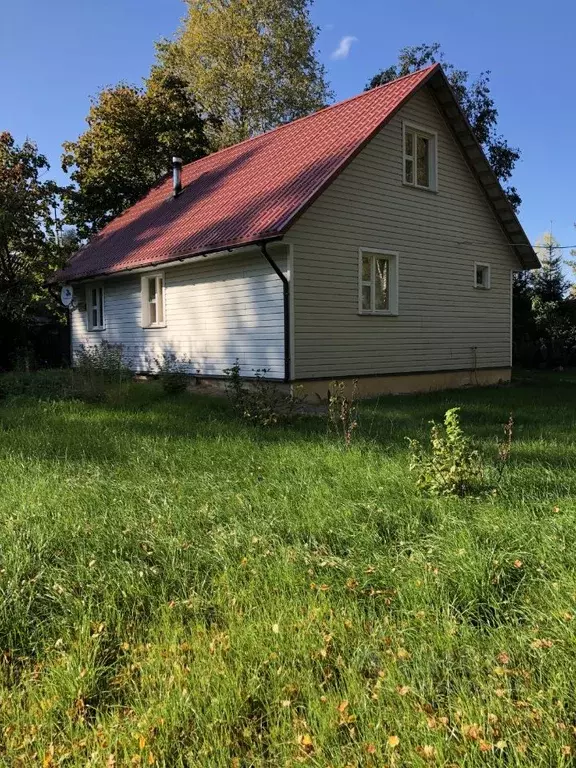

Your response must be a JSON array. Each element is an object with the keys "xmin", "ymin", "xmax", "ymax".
[
  {"xmin": 70, "ymin": 247, "xmax": 287, "ymax": 379},
  {"xmin": 285, "ymin": 85, "xmax": 520, "ymax": 380}
]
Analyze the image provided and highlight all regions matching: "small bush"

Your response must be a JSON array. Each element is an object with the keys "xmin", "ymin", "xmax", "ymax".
[
  {"xmin": 72, "ymin": 342, "xmax": 132, "ymax": 402},
  {"xmin": 328, "ymin": 380, "xmax": 358, "ymax": 448},
  {"xmin": 407, "ymin": 407, "xmax": 484, "ymax": 497},
  {"xmin": 74, "ymin": 342, "xmax": 132, "ymax": 382},
  {"xmin": 155, "ymin": 352, "xmax": 190, "ymax": 394},
  {"xmin": 223, "ymin": 361, "xmax": 303, "ymax": 426}
]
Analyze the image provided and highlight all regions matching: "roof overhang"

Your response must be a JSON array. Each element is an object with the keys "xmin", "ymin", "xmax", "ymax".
[
  {"xmin": 426, "ymin": 69, "xmax": 539, "ymax": 269},
  {"xmin": 52, "ymin": 235, "xmax": 284, "ymax": 284}
]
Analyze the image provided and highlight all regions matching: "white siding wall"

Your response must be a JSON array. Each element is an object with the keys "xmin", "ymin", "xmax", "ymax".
[
  {"xmin": 285, "ymin": 86, "xmax": 520, "ymax": 380},
  {"xmin": 71, "ymin": 247, "xmax": 286, "ymax": 379}
]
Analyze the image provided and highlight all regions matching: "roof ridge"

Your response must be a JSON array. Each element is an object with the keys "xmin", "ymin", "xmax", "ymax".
[{"xmin": 180, "ymin": 64, "xmax": 440, "ymax": 172}]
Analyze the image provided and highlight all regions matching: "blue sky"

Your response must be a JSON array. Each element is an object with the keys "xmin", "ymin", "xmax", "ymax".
[{"xmin": 1, "ymin": 0, "xmax": 574, "ymax": 255}]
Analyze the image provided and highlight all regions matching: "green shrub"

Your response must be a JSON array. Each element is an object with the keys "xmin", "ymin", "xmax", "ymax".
[
  {"xmin": 74, "ymin": 341, "xmax": 132, "ymax": 382},
  {"xmin": 155, "ymin": 352, "xmax": 190, "ymax": 394},
  {"xmin": 407, "ymin": 407, "xmax": 484, "ymax": 497},
  {"xmin": 223, "ymin": 361, "xmax": 303, "ymax": 426}
]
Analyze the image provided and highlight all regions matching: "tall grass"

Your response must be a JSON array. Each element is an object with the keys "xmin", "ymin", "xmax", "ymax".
[{"xmin": 0, "ymin": 371, "xmax": 575, "ymax": 765}]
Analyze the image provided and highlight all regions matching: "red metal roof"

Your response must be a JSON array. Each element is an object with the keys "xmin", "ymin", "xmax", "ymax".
[{"xmin": 58, "ymin": 65, "xmax": 439, "ymax": 281}]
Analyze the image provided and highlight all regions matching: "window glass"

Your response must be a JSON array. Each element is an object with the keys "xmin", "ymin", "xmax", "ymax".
[
  {"xmin": 361, "ymin": 256, "xmax": 371, "ymax": 282},
  {"xmin": 416, "ymin": 135, "xmax": 430, "ymax": 187},
  {"xmin": 374, "ymin": 259, "xmax": 389, "ymax": 310},
  {"xmin": 404, "ymin": 125, "xmax": 435, "ymax": 189},
  {"xmin": 405, "ymin": 158, "xmax": 414, "ymax": 184},
  {"xmin": 143, "ymin": 275, "xmax": 165, "ymax": 326},
  {"xmin": 361, "ymin": 284, "xmax": 371, "ymax": 311},
  {"xmin": 360, "ymin": 252, "xmax": 397, "ymax": 314},
  {"xmin": 89, "ymin": 286, "xmax": 103, "ymax": 329},
  {"xmin": 157, "ymin": 277, "xmax": 164, "ymax": 323},
  {"xmin": 404, "ymin": 130, "xmax": 414, "ymax": 156},
  {"xmin": 475, "ymin": 265, "xmax": 490, "ymax": 288}
]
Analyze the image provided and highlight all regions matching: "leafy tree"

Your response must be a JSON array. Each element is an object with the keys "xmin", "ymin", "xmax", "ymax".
[
  {"xmin": 366, "ymin": 43, "xmax": 521, "ymax": 209},
  {"xmin": 156, "ymin": 0, "xmax": 332, "ymax": 148},
  {"xmin": 531, "ymin": 232, "xmax": 569, "ymax": 302},
  {"xmin": 0, "ymin": 132, "xmax": 64, "ymax": 322},
  {"xmin": 565, "ymin": 226, "xmax": 576, "ymax": 298},
  {"xmin": 62, "ymin": 71, "xmax": 209, "ymax": 237}
]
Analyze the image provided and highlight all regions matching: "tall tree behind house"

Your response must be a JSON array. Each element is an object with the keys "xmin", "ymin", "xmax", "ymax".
[{"xmin": 156, "ymin": 0, "xmax": 332, "ymax": 149}]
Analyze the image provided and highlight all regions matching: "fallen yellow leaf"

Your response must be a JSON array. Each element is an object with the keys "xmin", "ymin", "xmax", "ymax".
[{"xmin": 388, "ymin": 735, "xmax": 400, "ymax": 748}]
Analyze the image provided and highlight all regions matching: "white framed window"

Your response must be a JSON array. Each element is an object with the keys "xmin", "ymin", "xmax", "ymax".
[
  {"xmin": 141, "ymin": 273, "xmax": 165, "ymax": 327},
  {"xmin": 474, "ymin": 262, "xmax": 491, "ymax": 290},
  {"xmin": 403, "ymin": 122, "xmax": 437, "ymax": 191},
  {"xmin": 358, "ymin": 249, "xmax": 399, "ymax": 315},
  {"xmin": 87, "ymin": 285, "xmax": 105, "ymax": 331}
]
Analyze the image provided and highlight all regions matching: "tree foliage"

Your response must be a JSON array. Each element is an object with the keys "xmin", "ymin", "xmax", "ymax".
[
  {"xmin": 62, "ymin": 71, "xmax": 209, "ymax": 237},
  {"xmin": 531, "ymin": 233, "xmax": 569, "ymax": 302},
  {"xmin": 513, "ymin": 233, "xmax": 576, "ymax": 367},
  {"xmin": 366, "ymin": 43, "xmax": 521, "ymax": 210},
  {"xmin": 0, "ymin": 132, "xmax": 64, "ymax": 322},
  {"xmin": 157, "ymin": 0, "xmax": 332, "ymax": 148}
]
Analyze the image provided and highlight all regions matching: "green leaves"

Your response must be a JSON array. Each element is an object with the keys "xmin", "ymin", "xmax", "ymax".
[
  {"xmin": 407, "ymin": 407, "xmax": 484, "ymax": 497},
  {"xmin": 61, "ymin": 73, "xmax": 209, "ymax": 237},
  {"xmin": 0, "ymin": 132, "xmax": 66, "ymax": 323},
  {"xmin": 157, "ymin": 0, "xmax": 332, "ymax": 149}
]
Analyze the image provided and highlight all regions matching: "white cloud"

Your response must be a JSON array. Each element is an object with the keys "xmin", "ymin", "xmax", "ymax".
[{"xmin": 330, "ymin": 35, "xmax": 358, "ymax": 61}]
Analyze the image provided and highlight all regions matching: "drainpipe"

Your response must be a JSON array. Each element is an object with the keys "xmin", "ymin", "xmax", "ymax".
[{"xmin": 259, "ymin": 242, "xmax": 290, "ymax": 383}]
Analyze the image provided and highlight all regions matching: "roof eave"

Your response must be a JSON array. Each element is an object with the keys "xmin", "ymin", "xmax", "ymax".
[
  {"xmin": 427, "ymin": 69, "xmax": 540, "ymax": 270},
  {"xmin": 54, "ymin": 234, "xmax": 284, "ymax": 283}
]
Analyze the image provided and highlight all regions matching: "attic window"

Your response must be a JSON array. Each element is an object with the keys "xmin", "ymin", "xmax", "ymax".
[{"xmin": 403, "ymin": 123, "xmax": 437, "ymax": 191}]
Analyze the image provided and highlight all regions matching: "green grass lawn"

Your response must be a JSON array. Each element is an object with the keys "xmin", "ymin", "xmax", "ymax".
[{"xmin": 1, "ymin": 371, "xmax": 576, "ymax": 766}]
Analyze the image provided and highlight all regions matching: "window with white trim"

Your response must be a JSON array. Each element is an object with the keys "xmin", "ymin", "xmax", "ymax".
[
  {"xmin": 403, "ymin": 123, "xmax": 437, "ymax": 190},
  {"xmin": 87, "ymin": 285, "xmax": 105, "ymax": 330},
  {"xmin": 359, "ymin": 249, "xmax": 399, "ymax": 315},
  {"xmin": 474, "ymin": 262, "xmax": 491, "ymax": 290},
  {"xmin": 142, "ymin": 273, "xmax": 165, "ymax": 327}
]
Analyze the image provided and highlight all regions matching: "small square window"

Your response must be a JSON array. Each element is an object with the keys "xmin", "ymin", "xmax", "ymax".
[
  {"xmin": 142, "ymin": 273, "xmax": 165, "ymax": 327},
  {"xmin": 87, "ymin": 285, "xmax": 105, "ymax": 330},
  {"xmin": 403, "ymin": 123, "xmax": 437, "ymax": 191},
  {"xmin": 474, "ymin": 263, "xmax": 491, "ymax": 290},
  {"xmin": 359, "ymin": 250, "xmax": 398, "ymax": 315}
]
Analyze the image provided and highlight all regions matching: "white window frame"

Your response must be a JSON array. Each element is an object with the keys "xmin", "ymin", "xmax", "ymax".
[
  {"xmin": 358, "ymin": 248, "xmax": 399, "ymax": 316},
  {"xmin": 87, "ymin": 284, "xmax": 105, "ymax": 331},
  {"xmin": 474, "ymin": 262, "xmax": 491, "ymax": 290},
  {"xmin": 402, "ymin": 122, "xmax": 438, "ymax": 191},
  {"xmin": 141, "ymin": 272, "xmax": 166, "ymax": 328}
]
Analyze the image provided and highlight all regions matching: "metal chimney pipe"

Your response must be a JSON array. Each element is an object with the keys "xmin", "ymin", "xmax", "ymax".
[{"xmin": 172, "ymin": 157, "xmax": 183, "ymax": 197}]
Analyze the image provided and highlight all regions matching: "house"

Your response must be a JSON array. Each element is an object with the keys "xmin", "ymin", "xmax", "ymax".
[{"xmin": 57, "ymin": 64, "xmax": 539, "ymax": 399}]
